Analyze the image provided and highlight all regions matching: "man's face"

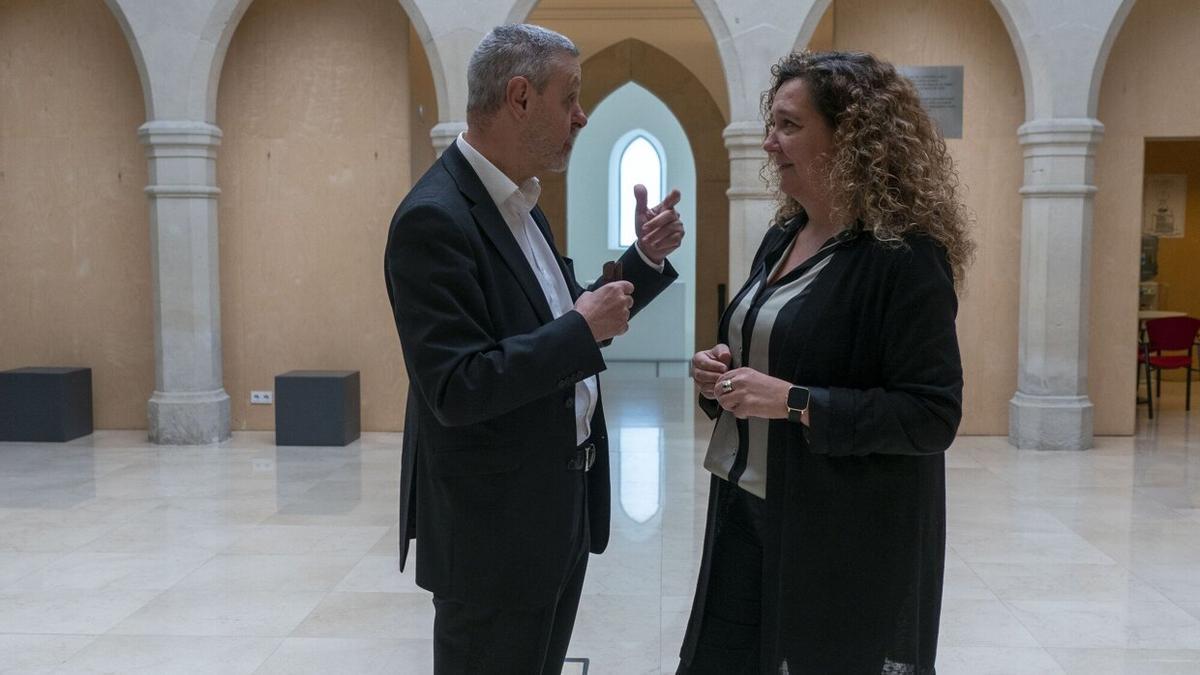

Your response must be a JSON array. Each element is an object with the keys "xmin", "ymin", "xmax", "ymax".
[{"xmin": 522, "ymin": 54, "xmax": 587, "ymax": 175}]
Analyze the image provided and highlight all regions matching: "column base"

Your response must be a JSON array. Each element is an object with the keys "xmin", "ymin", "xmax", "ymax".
[
  {"xmin": 1008, "ymin": 391, "xmax": 1093, "ymax": 451},
  {"xmin": 148, "ymin": 390, "xmax": 231, "ymax": 445}
]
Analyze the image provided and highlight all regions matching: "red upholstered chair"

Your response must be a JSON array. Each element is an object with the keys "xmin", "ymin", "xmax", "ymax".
[{"xmin": 1142, "ymin": 316, "xmax": 1200, "ymax": 417}]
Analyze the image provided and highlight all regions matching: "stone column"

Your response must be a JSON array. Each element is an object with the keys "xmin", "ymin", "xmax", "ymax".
[
  {"xmin": 1009, "ymin": 118, "xmax": 1104, "ymax": 451},
  {"xmin": 431, "ymin": 121, "xmax": 467, "ymax": 156},
  {"xmin": 139, "ymin": 120, "xmax": 231, "ymax": 445},
  {"xmin": 723, "ymin": 121, "xmax": 775, "ymax": 286}
]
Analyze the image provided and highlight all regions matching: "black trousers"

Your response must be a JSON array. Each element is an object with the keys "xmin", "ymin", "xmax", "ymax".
[
  {"xmin": 432, "ymin": 464, "xmax": 590, "ymax": 674},
  {"xmin": 679, "ymin": 478, "xmax": 768, "ymax": 675}
]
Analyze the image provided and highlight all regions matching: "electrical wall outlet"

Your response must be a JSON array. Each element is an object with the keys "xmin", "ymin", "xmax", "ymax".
[{"xmin": 250, "ymin": 390, "xmax": 274, "ymax": 405}]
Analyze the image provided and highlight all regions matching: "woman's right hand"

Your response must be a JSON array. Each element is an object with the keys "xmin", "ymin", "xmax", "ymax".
[{"xmin": 692, "ymin": 344, "xmax": 732, "ymax": 399}]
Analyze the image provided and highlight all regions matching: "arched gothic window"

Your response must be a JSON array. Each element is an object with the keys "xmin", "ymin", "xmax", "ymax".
[{"xmin": 609, "ymin": 130, "xmax": 666, "ymax": 248}]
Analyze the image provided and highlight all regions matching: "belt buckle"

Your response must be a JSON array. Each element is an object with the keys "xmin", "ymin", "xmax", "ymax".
[{"xmin": 585, "ymin": 443, "xmax": 596, "ymax": 472}]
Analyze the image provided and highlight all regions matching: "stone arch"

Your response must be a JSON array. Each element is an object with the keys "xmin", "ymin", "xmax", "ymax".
[
  {"xmin": 982, "ymin": 0, "xmax": 1035, "ymax": 120},
  {"xmin": 1087, "ymin": 0, "xmax": 1139, "ymax": 118},
  {"xmin": 0, "ymin": 0, "xmax": 154, "ymax": 428},
  {"xmin": 215, "ymin": 0, "xmax": 428, "ymax": 431},
  {"xmin": 983, "ymin": 0, "xmax": 1136, "ymax": 121},
  {"xmin": 200, "ymin": 0, "xmax": 442, "ymax": 123},
  {"xmin": 504, "ymin": 0, "xmax": 538, "ymax": 24},
  {"xmin": 789, "ymin": 0, "xmax": 835, "ymax": 52},
  {"xmin": 100, "ymin": 0, "xmax": 153, "ymax": 119},
  {"xmin": 540, "ymin": 38, "xmax": 730, "ymax": 351},
  {"xmin": 508, "ymin": 0, "xmax": 745, "ymax": 120},
  {"xmin": 688, "ymin": 0, "xmax": 749, "ymax": 121},
  {"xmin": 1091, "ymin": 0, "xmax": 1200, "ymax": 432}
]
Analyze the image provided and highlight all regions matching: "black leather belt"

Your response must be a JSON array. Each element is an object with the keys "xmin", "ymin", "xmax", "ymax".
[{"xmin": 567, "ymin": 443, "xmax": 596, "ymax": 472}]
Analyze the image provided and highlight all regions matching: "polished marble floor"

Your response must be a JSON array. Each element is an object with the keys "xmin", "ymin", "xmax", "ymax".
[{"xmin": 1, "ymin": 376, "xmax": 1199, "ymax": 674}]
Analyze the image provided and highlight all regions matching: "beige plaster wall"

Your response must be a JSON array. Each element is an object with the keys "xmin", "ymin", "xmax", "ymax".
[
  {"xmin": 834, "ymin": 0, "xmax": 1025, "ymax": 435},
  {"xmin": 1095, "ymin": 0, "xmax": 1200, "ymax": 433},
  {"xmin": 0, "ymin": 0, "xmax": 153, "ymax": 429},
  {"xmin": 216, "ymin": 0, "xmax": 418, "ymax": 431},
  {"xmin": 528, "ymin": 0, "xmax": 729, "ymax": 121}
]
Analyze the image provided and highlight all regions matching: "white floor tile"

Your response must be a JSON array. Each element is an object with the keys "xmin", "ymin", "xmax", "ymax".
[
  {"xmin": 290, "ymin": 592, "xmax": 433, "ymax": 640},
  {"xmin": 1009, "ymin": 600, "xmax": 1200, "ymax": 649},
  {"xmin": 57, "ymin": 635, "xmax": 280, "ymax": 674},
  {"xmin": 0, "ymin": 634, "xmax": 95, "ymax": 673},
  {"xmin": 251, "ymin": 637, "xmax": 414, "ymax": 675},
  {"xmin": 1047, "ymin": 647, "xmax": 1200, "ymax": 674},
  {"xmin": 171, "ymin": 554, "xmax": 361, "ymax": 592},
  {"xmin": 107, "ymin": 590, "xmax": 326, "ymax": 637},
  {"xmin": 0, "ymin": 590, "xmax": 159, "ymax": 634},
  {"xmin": 934, "ymin": 645, "xmax": 1066, "ymax": 674}
]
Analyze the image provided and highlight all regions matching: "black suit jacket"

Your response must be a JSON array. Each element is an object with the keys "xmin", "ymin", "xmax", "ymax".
[
  {"xmin": 681, "ymin": 223, "xmax": 961, "ymax": 673},
  {"xmin": 384, "ymin": 142, "xmax": 677, "ymax": 608}
]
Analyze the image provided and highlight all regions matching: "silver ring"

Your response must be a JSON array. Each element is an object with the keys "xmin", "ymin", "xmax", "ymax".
[{"xmin": 719, "ymin": 379, "xmax": 734, "ymax": 394}]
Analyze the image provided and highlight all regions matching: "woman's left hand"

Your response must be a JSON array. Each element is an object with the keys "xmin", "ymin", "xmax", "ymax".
[{"xmin": 713, "ymin": 367, "xmax": 792, "ymax": 420}]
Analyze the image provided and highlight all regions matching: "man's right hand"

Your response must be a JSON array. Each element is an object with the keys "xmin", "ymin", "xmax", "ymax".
[
  {"xmin": 574, "ymin": 281, "xmax": 634, "ymax": 342},
  {"xmin": 692, "ymin": 344, "xmax": 732, "ymax": 399}
]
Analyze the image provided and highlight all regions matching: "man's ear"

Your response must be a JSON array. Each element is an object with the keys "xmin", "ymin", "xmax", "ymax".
[{"xmin": 505, "ymin": 76, "xmax": 532, "ymax": 117}]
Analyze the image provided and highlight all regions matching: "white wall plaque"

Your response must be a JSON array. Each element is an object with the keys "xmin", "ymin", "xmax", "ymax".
[
  {"xmin": 1143, "ymin": 174, "xmax": 1187, "ymax": 238},
  {"xmin": 896, "ymin": 65, "xmax": 964, "ymax": 139}
]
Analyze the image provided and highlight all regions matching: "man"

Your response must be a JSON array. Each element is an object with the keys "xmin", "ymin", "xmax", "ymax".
[{"xmin": 384, "ymin": 24, "xmax": 685, "ymax": 674}]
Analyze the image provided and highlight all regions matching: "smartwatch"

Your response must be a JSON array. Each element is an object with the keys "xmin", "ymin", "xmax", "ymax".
[{"xmin": 787, "ymin": 386, "xmax": 811, "ymax": 424}]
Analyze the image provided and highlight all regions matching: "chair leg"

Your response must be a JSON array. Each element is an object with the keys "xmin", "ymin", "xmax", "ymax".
[
  {"xmin": 1188, "ymin": 367, "xmax": 1193, "ymax": 412},
  {"xmin": 1147, "ymin": 365, "xmax": 1155, "ymax": 420},
  {"xmin": 1157, "ymin": 368, "xmax": 1162, "ymax": 397}
]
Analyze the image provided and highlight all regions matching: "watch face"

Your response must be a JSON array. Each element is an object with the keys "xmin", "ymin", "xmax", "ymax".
[{"xmin": 788, "ymin": 386, "xmax": 810, "ymax": 411}]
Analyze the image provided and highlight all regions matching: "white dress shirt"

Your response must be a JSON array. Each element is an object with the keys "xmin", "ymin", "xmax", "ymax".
[{"xmin": 455, "ymin": 134, "xmax": 602, "ymax": 444}]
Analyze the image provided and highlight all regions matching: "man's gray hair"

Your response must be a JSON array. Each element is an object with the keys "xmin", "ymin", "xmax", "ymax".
[{"xmin": 467, "ymin": 24, "xmax": 579, "ymax": 119}]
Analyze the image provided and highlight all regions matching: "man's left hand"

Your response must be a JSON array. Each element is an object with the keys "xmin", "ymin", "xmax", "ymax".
[
  {"xmin": 634, "ymin": 184, "xmax": 684, "ymax": 264},
  {"xmin": 713, "ymin": 367, "xmax": 792, "ymax": 420}
]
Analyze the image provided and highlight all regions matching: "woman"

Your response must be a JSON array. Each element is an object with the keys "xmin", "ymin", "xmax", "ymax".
[{"xmin": 678, "ymin": 51, "xmax": 971, "ymax": 675}]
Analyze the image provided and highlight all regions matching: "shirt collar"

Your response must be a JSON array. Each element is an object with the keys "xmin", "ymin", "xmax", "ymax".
[{"xmin": 456, "ymin": 133, "xmax": 541, "ymax": 212}]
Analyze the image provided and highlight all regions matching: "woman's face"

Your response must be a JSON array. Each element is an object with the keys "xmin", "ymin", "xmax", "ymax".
[{"xmin": 762, "ymin": 78, "xmax": 837, "ymax": 209}]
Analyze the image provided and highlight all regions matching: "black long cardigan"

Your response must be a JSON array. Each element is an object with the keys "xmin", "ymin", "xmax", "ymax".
[{"xmin": 680, "ymin": 221, "xmax": 963, "ymax": 674}]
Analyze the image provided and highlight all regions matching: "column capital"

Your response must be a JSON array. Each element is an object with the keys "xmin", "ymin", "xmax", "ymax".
[
  {"xmin": 138, "ymin": 120, "xmax": 223, "ymax": 147},
  {"xmin": 431, "ymin": 121, "xmax": 467, "ymax": 155},
  {"xmin": 723, "ymin": 120, "xmax": 765, "ymax": 153},
  {"xmin": 723, "ymin": 120, "xmax": 771, "ymax": 200},
  {"xmin": 1017, "ymin": 117, "xmax": 1104, "ymax": 148}
]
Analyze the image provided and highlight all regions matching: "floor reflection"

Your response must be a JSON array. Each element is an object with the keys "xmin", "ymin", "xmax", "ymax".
[
  {"xmin": 276, "ymin": 446, "xmax": 363, "ymax": 515},
  {"xmin": 617, "ymin": 426, "xmax": 662, "ymax": 526}
]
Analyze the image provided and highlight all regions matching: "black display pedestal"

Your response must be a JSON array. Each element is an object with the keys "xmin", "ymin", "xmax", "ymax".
[
  {"xmin": 0, "ymin": 367, "xmax": 94, "ymax": 442},
  {"xmin": 274, "ymin": 370, "xmax": 361, "ymax": 446}
]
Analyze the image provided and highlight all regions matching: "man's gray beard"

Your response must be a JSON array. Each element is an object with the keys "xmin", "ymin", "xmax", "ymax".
[
  {"xmin": 522, "ymin": 126, "xmax": 572, "ymax": 174},
  {"xmin": 546, "ymin": 150, "xmax": 569, "ymax": 173}
]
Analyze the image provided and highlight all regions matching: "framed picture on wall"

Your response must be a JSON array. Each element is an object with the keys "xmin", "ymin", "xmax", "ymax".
[{"xmin": 1143, "ymin": 174, "xmax": 1187, "ymax": 238}]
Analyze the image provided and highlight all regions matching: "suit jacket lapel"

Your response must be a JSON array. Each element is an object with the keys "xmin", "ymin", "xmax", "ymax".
[{"xmin": 440, "ymin": 144, "xmax": 554, "ymax": 324}]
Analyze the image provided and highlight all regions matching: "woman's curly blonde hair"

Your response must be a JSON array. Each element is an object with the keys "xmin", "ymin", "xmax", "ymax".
[{"xmin": 762, "ymin": 51, "xmax": 974, "ymax": 286}]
